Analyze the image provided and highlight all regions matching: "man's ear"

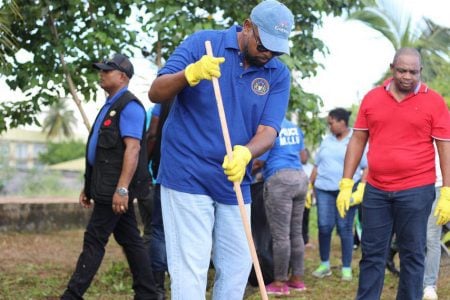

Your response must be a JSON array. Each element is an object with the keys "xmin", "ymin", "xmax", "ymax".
[
  {"xmin": 121, "ymin": 72, "xmax": 130, "ymax": 82},
  {"xmin": 243, "ymin": 19, "xmax": 252, "ymax": 34}
]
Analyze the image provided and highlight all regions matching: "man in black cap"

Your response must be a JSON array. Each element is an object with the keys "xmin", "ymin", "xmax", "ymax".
[{"xmin": 61, "ymin": 53, "xmax": 157, "ymax": 299}]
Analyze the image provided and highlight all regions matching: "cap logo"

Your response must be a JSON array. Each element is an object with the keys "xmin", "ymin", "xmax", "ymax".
[
  {"xmin": 251, "ymin": 78, "xmax": 269, "ymax": 96},
  {"xmin": 275, "ymin": 21, "xmax": 290, "ymax": 34}
]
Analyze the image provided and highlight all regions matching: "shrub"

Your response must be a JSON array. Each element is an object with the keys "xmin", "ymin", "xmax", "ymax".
[{"xmin": 38, "ymin": 140, "xmax": 85, "ymax": 165}]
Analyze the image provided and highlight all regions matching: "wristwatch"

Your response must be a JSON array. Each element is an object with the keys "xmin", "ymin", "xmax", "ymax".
[{"xmin": 116, "ymin": 187, "xmax": 129, "ymax": 197}]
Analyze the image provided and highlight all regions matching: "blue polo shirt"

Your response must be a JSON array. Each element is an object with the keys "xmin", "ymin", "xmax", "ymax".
[
  {"xmin": 157, "ymin": 25, "xmax": 291, "ymax": 205},
  {"xmin": 87, "ymin": 87, "xmax": 145, "ymax": 166},
  {"xmin": 314, "ymin": 129, "xmax": 368, "ymax": 191},
  {"xmin": 152, "ymin": 103, "xmax": 161, "ymax": 118},
  {"xmin": 261, "ymin": 118, "xmax": 305, "ymax": 180},
  {"xmin": 146, "ymin": 103, "xmax": 161, "ymax": 129}
]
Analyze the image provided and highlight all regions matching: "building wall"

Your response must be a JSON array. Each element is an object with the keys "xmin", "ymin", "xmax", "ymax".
[{"xmin": 0, "ymin": 129, "xmax": 48, "ymax": 170}]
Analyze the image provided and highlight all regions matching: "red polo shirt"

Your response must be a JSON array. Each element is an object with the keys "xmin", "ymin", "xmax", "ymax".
[{"xmin": 354, "ymin": 79, "xmax": 450, "ymax": 191}]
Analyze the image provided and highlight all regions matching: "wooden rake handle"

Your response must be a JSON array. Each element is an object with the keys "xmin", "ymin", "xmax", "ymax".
[{"xmin": 205, "ymin": 40, "xmax": 268, "ymax": 300}]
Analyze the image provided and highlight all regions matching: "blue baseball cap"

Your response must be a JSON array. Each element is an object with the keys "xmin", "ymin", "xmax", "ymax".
[{"xmin": 250, "ymin": 0, "xmax": 294, "ymax": 55}]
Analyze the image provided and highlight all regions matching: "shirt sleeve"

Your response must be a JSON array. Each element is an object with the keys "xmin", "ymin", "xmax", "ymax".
[
  {"xmin": 431, "ymin": 95, "xmax": 450, "ymax": 140},
  {"xmin": 354, "ymin": 96, "xmax": 369, "ymax": 130},
  {"xmin": 120, "ymin": 101, "xmax": 145, "ymax": 140}
]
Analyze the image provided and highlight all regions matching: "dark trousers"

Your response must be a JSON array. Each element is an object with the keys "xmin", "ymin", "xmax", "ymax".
[
  {"xmin": 356, "ymin": 183, "xmax": 435, "ymax": 300},
  {"xmin": 138, "ymin": 186, "xmax": 154, "ymax": 250},
  {"xmin": 302, "ymin": 207, "xmax": 310, "ymax": 244},
  {"xmin": 61, "ymin": 202, "xmax": 157, "ymax": 300}
]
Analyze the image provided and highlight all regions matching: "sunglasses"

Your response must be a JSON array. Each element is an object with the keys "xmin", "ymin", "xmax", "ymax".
[{"xmin": 251, "ymin": 24, "xmax": 283, "ymax": 57}]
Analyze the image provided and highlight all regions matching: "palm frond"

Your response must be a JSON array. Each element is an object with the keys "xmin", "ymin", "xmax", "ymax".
[
  {"xmin": 0, "ymin": 1, "xmax": 22, "ymax": 64},
  {"xmin": 348, "ymin": 9, "xmax": 400, "ymax": 49},
  {"xmin": 42, "ymin": 98, "xmax": 76, "ymax": 139},
  {"xmin": 347, "ymin": 0, "xmax": 449, "ymax": 85}
]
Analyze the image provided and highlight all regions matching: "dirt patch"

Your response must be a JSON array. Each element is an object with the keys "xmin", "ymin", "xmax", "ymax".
[{"xmin": 0, "ymin": 229, "xmax": 124, "ymax": 271}]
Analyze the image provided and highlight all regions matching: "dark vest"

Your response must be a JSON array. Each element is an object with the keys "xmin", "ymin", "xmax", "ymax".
[{"xmin": 84, "ymin": 90, "xmax": 151, "ymax": 204}]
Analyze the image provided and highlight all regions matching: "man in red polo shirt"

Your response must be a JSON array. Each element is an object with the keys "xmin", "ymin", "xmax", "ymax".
[{"xmin": 336, "ymin": 47, "xmax": 450, "ymax": 300}]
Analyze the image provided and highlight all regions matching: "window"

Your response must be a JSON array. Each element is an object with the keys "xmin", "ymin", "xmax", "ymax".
[{"xmin": 15, "ymin": 143, "xmax": 29, "ymax": 169}]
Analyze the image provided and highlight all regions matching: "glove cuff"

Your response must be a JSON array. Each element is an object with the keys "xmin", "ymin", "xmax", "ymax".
[
  {"xmin": 234, "ymin": 145, "xmax": 252, "ymax": 164},
  {"xmin": 441, "ymin": 186, "xmax": 450, "ymax": 199},
  {"xmin": 339, "ymin": 178, "xmax": 354, "ymax": 189},
  {"xmin": 185, "ymin": 63, "xmax": 199, "ymax": 86}
]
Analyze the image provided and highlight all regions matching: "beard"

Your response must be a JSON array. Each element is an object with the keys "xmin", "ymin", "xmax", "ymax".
[{"xmin": 243, "ymin": 45, "xmax": 267, "ymax": 68}]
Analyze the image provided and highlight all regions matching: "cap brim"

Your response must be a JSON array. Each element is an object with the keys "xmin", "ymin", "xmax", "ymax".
[
  {"xmin": 258, "ymin": 29, "xmax": 290, "ymax": 55},
  {"xmin": 93, "ymin": 62, "xmax": 115, "ymax": 71}
]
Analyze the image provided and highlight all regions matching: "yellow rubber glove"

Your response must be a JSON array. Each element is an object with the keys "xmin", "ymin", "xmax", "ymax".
[
  {"xmin": 350, "ymin": 182, "xmax": 366, "ymax": 206},
  {"xmin": 305, "ymin": 183, "xmax": 313, "ymax": 209},
  {"xmin": 185, "ymin": 55, "xmax": 225, "ymax": 86},
  {"xmin": 336, "ymin": 178, "xmax": 354, "ymax": 218},
  {"xmin": 222, "ymin": 145, "xmax": 252, "ymax": 183},
  {"xmin": 434, "ymin": 186, "xmax": 450, "ymax": 225}
]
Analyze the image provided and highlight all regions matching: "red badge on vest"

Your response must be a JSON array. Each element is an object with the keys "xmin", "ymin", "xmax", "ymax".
[{"xmin": 103, "ymin": 119, "xmax": 112, "ymax": 126}]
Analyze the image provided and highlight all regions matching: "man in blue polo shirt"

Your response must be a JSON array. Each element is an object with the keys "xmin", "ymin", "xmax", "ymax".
[{"xmin": 148, "ymin": 0, "xmax": 294, "ymax": 298}]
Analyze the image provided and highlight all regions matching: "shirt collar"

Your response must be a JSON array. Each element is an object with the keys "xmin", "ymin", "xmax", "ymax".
[
  {"xmin": 331, "ymin": 128, "xmax": 352, "ymax": 142},
  {"xmin": 106, "ymin": 86, "xmax": 128, "ymax": 104},
  {"xmin": 224, "ymin": 25, "xmax": 241, "ymax": 50},
  {"xmin": 384, "ymin": 78, "xmax": 428, "ymax": 95}
]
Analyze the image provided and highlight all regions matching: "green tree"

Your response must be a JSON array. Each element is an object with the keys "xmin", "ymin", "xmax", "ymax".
[
  {"xmin": 0, "ymin": 0, "xmax": 21, "ymax": 66},
  {"xmin": 348, "ymin": 0, "xmax": 450, "ymax": 84},
  {"xmin": 141, "ymin": 0, "xmax": 364, "ymax": 147},
  {"xmin": 38, "ymin": 140, "xmax": 85, "ymax": 165},
  {"xmin": 0, "ymin": 0, "xmax": 139, "ymax": 133},
  {"xmin": 42, "ymin": 98, "xmax": 77, "ymax": 140},
  {"xmin": 1, "ymin": 0, "xmax": 365, "ymax": 148},
  {"xmin": 427, "ymin": 56, "xmax": 450, "ymax": 107}
]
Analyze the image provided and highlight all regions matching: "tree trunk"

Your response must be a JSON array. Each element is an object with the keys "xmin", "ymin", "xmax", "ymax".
[
  {"xmin": 48, "ymin": 14, "xmax": 91, "ymax": 132},
  {"xmin": 60, "ymin": 55, "xmax": 92, "ymax": 132}
]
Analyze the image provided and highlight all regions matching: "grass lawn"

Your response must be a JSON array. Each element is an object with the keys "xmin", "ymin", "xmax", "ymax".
[{"xmin": 0, "ymin": 206, "xmax": 449, "ymax": 299}]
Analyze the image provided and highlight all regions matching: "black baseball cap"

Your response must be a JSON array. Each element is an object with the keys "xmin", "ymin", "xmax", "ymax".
[{"xmin": 93, "ymin": 53, "xmax": 134, "ymax": 79}]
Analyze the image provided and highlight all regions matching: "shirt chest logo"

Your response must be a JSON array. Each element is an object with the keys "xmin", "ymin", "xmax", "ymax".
[{"xmin": 251, "ymin": 78, "xmax": 269, "ymax": 96}]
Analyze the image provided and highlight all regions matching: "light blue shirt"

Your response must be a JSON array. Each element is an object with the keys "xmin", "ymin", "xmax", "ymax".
[{"xmin": 314, "ymin": 129, "xmax": 368, "ymax": 191}]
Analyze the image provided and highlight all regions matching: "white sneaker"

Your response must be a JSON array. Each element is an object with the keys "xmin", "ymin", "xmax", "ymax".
[{"xmin": 423, "ymin": 286, "xmax": 438, "ymax": 300}]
